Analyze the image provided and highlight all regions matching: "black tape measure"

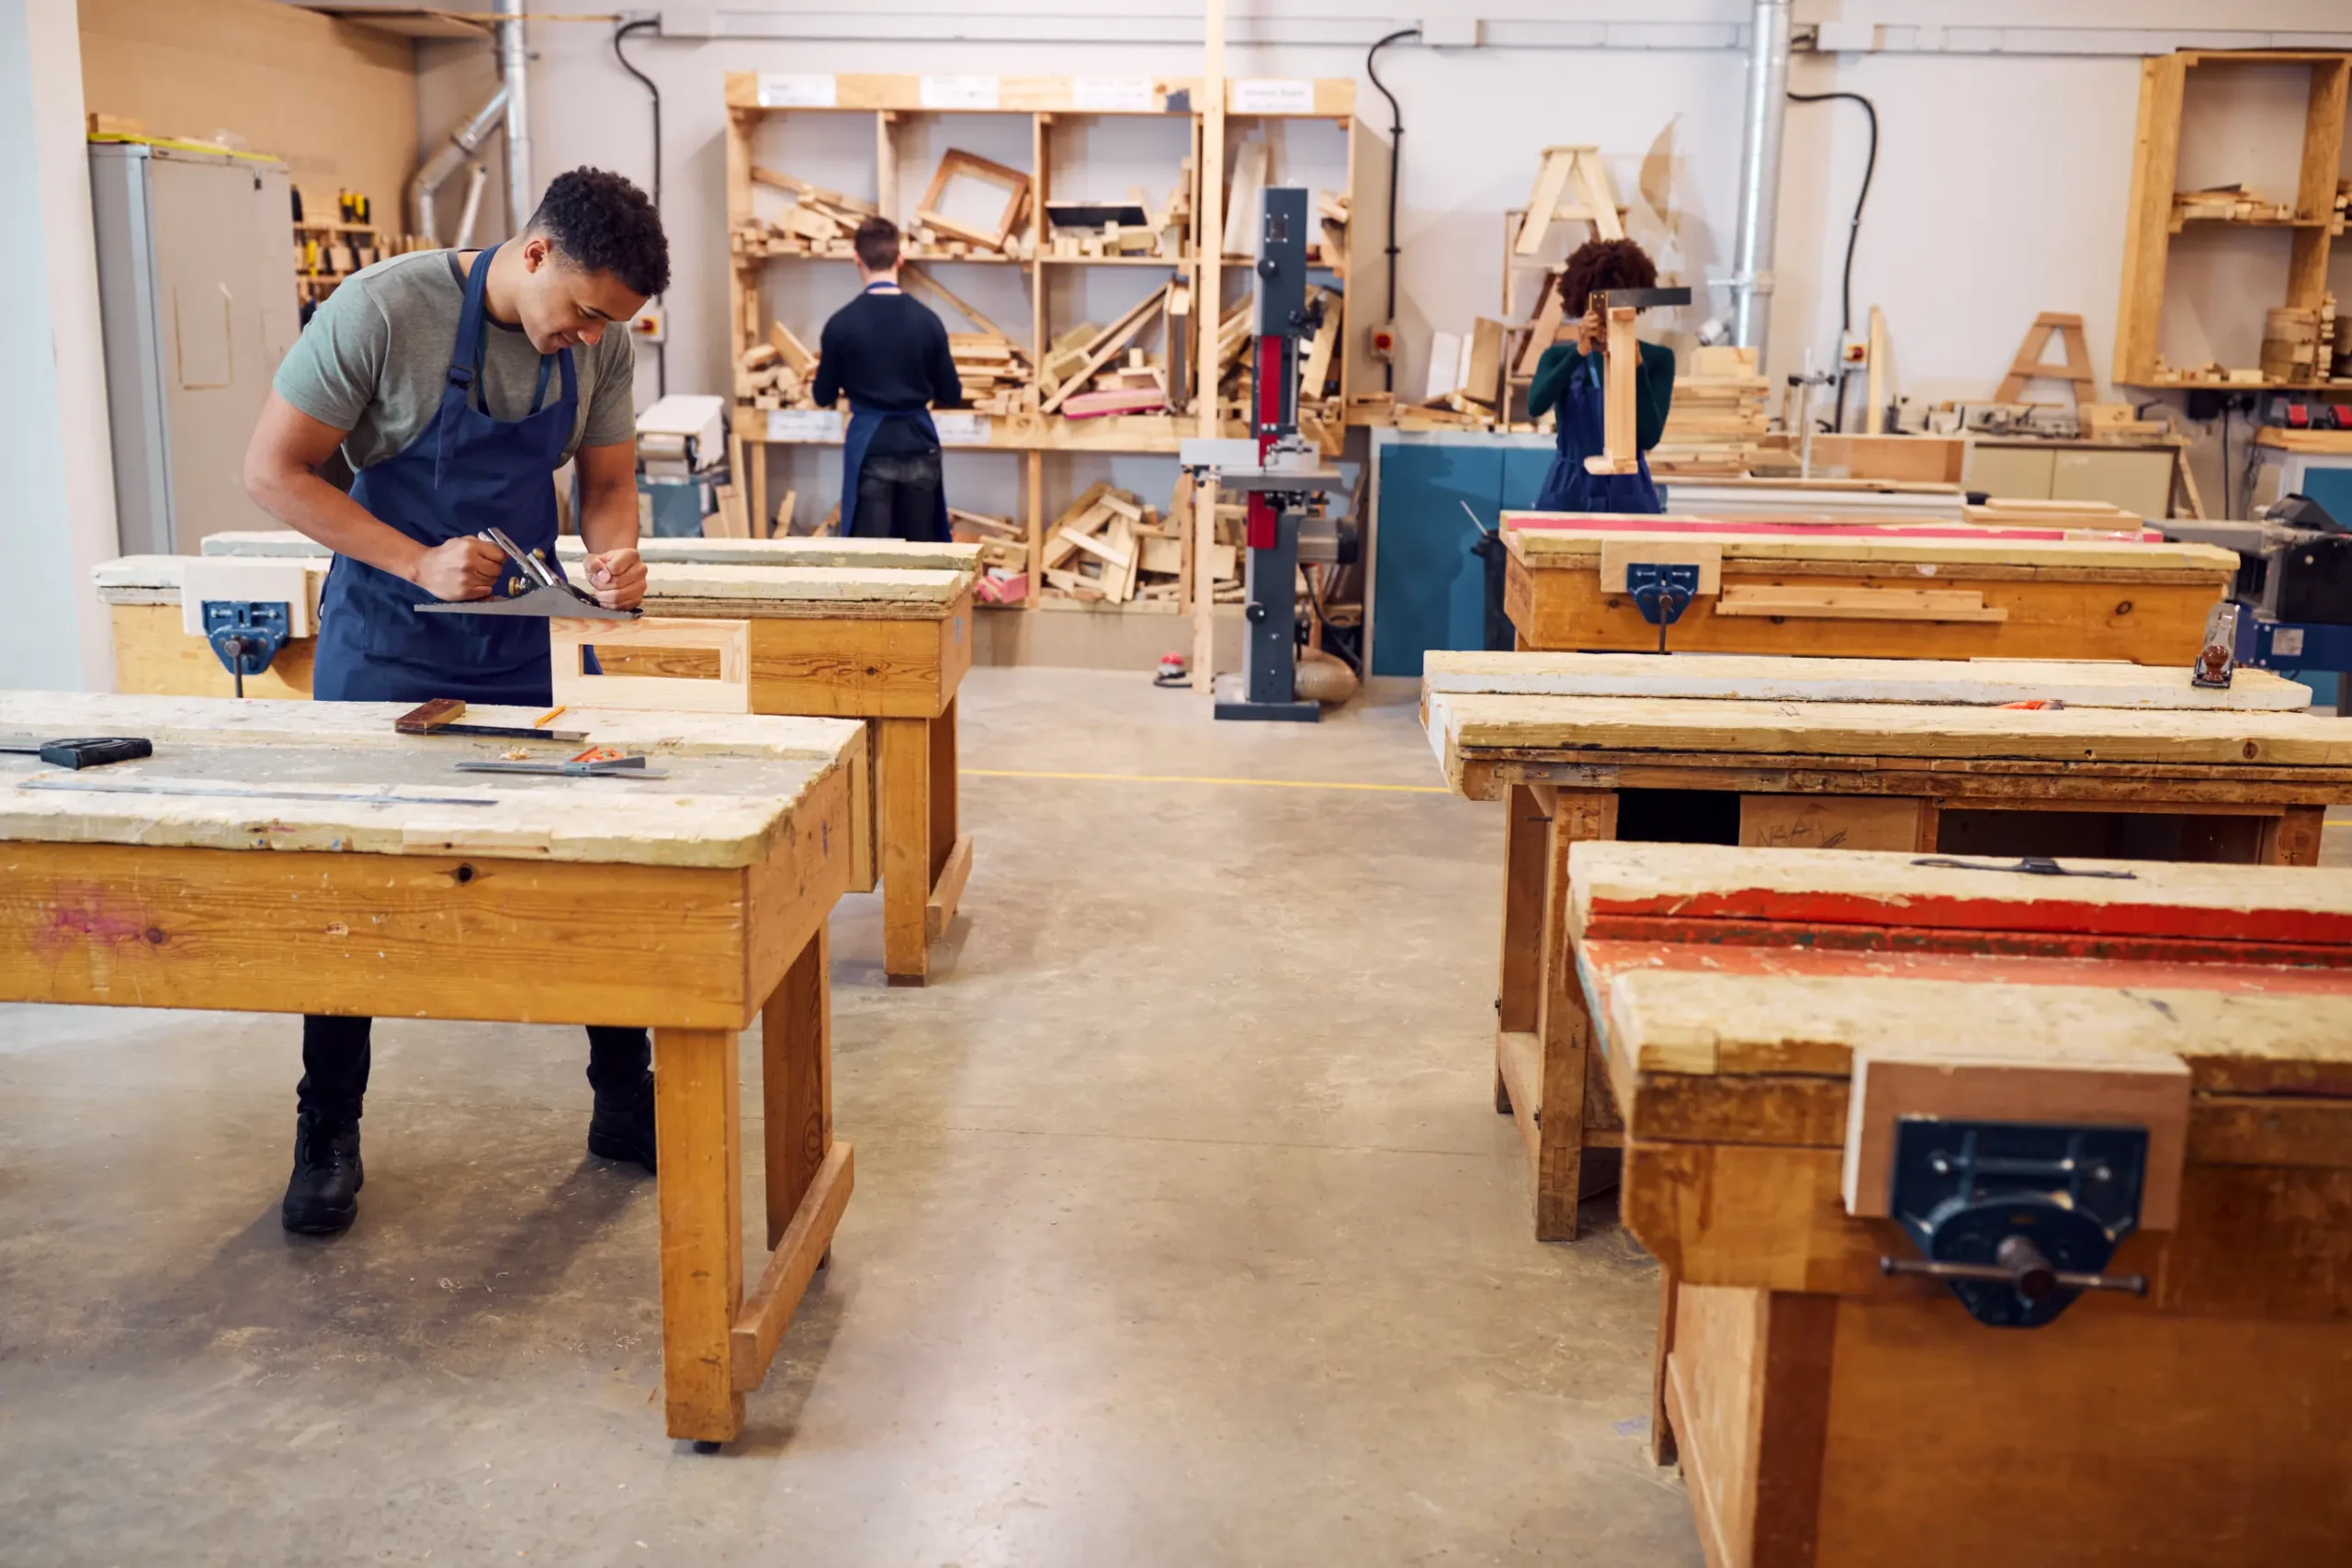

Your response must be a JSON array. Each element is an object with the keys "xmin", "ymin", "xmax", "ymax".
[{"xmin": 0, "ymin": 737, "xmax": 154, "ymax": 769}]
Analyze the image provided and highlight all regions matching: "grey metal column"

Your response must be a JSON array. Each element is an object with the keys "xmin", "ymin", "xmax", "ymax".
[
  {"xmin": 495, "ymin": 0, "xmax": 533, "ymax": 232},
  {"xmin": 1730, "ymin": 0, "xmax": 1791, "ymax": 353}
]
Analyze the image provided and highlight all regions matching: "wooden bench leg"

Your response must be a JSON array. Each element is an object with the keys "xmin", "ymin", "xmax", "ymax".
[
  {"xmin": 1532, "ymin": 789, "xmax": 1619, "ymax": 1242},
  {"xmin": 924, "ymin": 700, "xmax": 974, "ymax": 942},
  {"xmin": 880, "ymin": 716, "xmax": 931, "ymax": 985},
  {"xmin": 1652, "ymin": 1264, "xmax": 1680, "ymax": 1467},
  {"xmin": 653, "ymin": 1025, "xmax": 745, "ymax": 1444},
  {"xmin": 1495, "ymin": 783, "xmax": 1548, "ymax": 1115},
  {"xmin": 732, "ymin": 922, "xmax": 854, "ymax": 1396}
]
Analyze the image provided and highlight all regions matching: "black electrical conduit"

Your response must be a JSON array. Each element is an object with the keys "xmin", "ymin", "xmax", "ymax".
[
  {"xmin": 1365, "ymin": 28, "xmax": 1419, "ymax": 395},
  {"xmin": 613, "ymin": 17, "xmax": 666, "ymax": 398},
  {"xmin": 1785, "ymin": 89, "xmax": 1878, "ymax": 431}
]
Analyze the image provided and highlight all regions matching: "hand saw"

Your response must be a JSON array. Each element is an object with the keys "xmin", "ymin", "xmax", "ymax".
[{"xmin": 413, "ymin": 527, "xmax": 641, "ymax": 620}]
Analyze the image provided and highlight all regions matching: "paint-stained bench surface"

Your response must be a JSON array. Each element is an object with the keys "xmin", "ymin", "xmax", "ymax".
[
  {"xmin": 1419, "ymin": 649, "xmax": 2352, "ymax": 1242},
  {"xmin": 1566, "ymin": 840, "xmax": 2352, "ymax": 1568},
  {"xmin": 0, "ymin": 692, "xmax": 863, "ymax": 1445},
  {"xmin": 1500, "ymin": 512, "xmax": 2237, "ymax": 661}
]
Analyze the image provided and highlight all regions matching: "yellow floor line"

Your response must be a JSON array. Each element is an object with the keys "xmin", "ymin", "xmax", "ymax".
[{"xmin": 962, "ymin": 767, "xmax": 1451, "ymax": 795}]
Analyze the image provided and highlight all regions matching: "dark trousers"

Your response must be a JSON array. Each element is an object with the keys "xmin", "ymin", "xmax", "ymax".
[
  {"xmin": 298, "ymin": 1015, "xmax": 651, "ymax": 1121},
  {"xmin": 851, "ymin": 448, "xmax": 944, "ymax": 540}
]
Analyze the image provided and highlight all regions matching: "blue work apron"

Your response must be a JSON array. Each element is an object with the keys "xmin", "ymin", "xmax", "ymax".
[
  {"xmin": 836, "ymin": 283, "xmax": 952, "ymax": 543},
  {"xmin": 1532, "ymin": 347, "xmax": 1662, "ymax": 515},
  {"xmin": 313, "ymin": 246, "xmax": 581, "ymax": 705}
]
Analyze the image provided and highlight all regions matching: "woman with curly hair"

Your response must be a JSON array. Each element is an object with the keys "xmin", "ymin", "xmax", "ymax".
[{"xmin": 1527, "ymin": 236, "xmax": 1674, "ymax": 513}]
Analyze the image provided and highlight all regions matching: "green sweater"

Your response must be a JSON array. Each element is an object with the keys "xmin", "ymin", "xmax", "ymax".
[{"xmin": 1528, "ymin": 342, "xmax": 1676, "ymax": 451}]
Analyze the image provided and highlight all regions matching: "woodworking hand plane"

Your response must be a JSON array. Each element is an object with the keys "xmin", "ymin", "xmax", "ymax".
[{"xmin": 414, "ymin": 528, "xmax": 641, "ymax": 621}]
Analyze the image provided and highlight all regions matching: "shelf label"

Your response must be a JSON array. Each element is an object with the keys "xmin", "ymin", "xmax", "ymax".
[
  {"xmin": 934, "ymin": 412, "xmax": 991, "ymax": 446},
  {"xmin": 921, "ymin": 75, "xmax": 1000, "ymax": 111},
  {"xmin": 1073, "ymin": 77, "xmax": 1156, "ymax": 112},
  {"xmin": 755, "ymin": 73, "xmax": 836, "ymax": 109},
  {"xmin": 1231, "ymin": 78, "xmax": 1316, "ymax": 115},
  {"xmin": 766, "ymin": 410, "xmax": 843, "ymax": 443}
]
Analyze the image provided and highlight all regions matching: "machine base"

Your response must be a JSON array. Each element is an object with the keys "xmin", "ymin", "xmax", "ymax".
[{"xmin": 1212, "ymin": 672, "xmax": 1320, "ymax": 723}]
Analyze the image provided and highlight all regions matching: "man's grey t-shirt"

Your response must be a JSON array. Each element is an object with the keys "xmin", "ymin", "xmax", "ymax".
[{"xmin": 272, "ymin": 250, "xmax": 635, "ymax": 472}]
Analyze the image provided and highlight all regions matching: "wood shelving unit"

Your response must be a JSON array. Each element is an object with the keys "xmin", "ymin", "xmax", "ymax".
[
  {"xmin": 2114, "ymin": 50, "xmax": 2351, "ymax": 391},
  {"xmin": 720, "ymin": 70, "xmax": 1361, "ymax": 615}
]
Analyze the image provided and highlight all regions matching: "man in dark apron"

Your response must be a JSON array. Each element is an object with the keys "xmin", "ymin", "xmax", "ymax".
[
  {"xmin": 811, "ymin": 217, "xmax": 965, "ymax": 541},
  {"xmin": 242, "ymin": 169, "xmax": 667, "ymax": 1235},
  {"xmin": 1527, "ymin": 237, "xmax": 1677, "ymax": 514}
]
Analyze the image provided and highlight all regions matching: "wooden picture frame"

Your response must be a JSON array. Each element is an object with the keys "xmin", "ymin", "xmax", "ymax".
[{"xmin": 914, "ymin": 150, "xmax": 1033, "ymax": 252}]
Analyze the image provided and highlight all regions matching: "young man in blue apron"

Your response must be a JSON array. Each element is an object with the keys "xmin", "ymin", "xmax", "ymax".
[
  {"xmin": 241, "ymin": 169, "xmax": 667, "ymax": 1235},
  {"xmin": 811, "ymin": 217, "xmax": 965, "ymax": 541},
  {"xmin": 1527, "ymin": 237, "xmax": 1677, "ymax": 514}
]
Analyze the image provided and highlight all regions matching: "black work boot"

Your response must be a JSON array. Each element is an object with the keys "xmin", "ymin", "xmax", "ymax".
[
  {"xmin": 282, "ymin": 1111, "xmax": 363, "ymax": 1235},
  {"xmin": 587, "ymin": 1071, "xmax": 658, "ymax": 1173}
]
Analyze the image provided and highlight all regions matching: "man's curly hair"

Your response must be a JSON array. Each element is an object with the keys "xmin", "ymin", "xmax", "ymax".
[
  {"xmin": 526, "ymin": 167, "xmax": 670, "ymax": 298},
  {"xmin": 1559, "ymin": 237, "xmax": 1657, "ymax": 318}
]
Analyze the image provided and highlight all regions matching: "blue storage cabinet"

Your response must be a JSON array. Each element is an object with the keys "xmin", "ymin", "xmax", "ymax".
[{"xmin": 1366, "ymin": 430, "xmax": 1558, "ymax": 677}]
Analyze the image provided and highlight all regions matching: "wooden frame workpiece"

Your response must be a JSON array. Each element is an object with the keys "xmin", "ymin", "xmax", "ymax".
[
  {"xmin": 1569, "ymin": 841, "xmax": 2352, "ymax": 1564},
  {"xmin": 1421, "ymin": 651, "xmax": 2352, "ymax": 1242},
  {"xmin": 96, "ymin": 538, "xmax": 980, "ymax": 986},
  {"xmin": 1501, "ymin": 515, "xmax": 2238, "ymax": 663},
  {"xmin": 0, "ymin": 694, "xmax": 865, "ymax": 1447}
]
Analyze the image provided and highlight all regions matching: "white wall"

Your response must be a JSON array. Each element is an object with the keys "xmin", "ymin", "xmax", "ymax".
[
  {"xmin": 404, "ymin": 1, "xmax": 2352, "ymax": 516},
  {"xmin": 1, "ymin": 0, "xmax": 118, "ymax": 691}
]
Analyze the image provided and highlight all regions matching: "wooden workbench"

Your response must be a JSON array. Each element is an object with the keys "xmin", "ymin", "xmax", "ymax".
[
  {"xmin": 1501, "ymin": 514, "xmax": 2236, "ymax": 662},
  {"xmin": 1421, "ymin": 650, "xmax": 2352, "ymax": 1240},
  {"xmin": 0, "ymin": 692, "xmax": 864, "ymax": 1446},
  {"xmin": 96, "ymin": 534, "xmax": 980, "ymax": 984},
  {"xmin": 1569, "ymin": 841, "xmax": 2352, "ymax": 1566}
]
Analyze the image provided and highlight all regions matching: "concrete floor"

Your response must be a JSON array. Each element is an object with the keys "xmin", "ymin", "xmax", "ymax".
[{"xmin": 0, "ymin": 668, "xmax": 1701, "ymax": 1567}]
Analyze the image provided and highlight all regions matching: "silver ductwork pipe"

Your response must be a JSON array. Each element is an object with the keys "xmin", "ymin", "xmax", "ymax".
[
  {"xmin": 453, "ymin": 164, "xmax": 491, "ymax": 250},
  {"xmin": 496, "ymin": 0, "xmax": 533, "ymax": 234},
  {"xmin": 1729, "ymin": 0, "xmax": 1792, "ymax": 354},
  {"xmin": 407, "ymin": 85, "xmax": 509, "ymax": 246}
]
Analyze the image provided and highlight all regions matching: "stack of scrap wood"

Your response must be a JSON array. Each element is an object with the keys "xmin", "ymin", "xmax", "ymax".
[
  {"xmin": 2173, "ymin": 185, "xmax": 2297, "ymax": 225},
  {"xmin": 740, "ymin": 167, "xmax": 873, "ymax": 258},
  {"xmin": 1037, "ymin": 483, "xmax": 1202, "ymax": 609},
  {"xmin": 1040, "ymin": 285, "xmax": 1182, "ymax": 422},
  {"xmin": 951, "ymin": 334, "xmax": 1030, "ymax": 416},
  {"xmin": 1044, "ymin": 167, "xmax": 1193, "ymax": 259},
  {"xmin": 1650, "ymin": 344, "xmax": 1774, "ymax": 477},
  {"xmin": 736, "ymin": 321, "xmax": 820, "ymax": 411},
  {"xmin": 947, "ymin": 507, "xmax": 1029, "ymax": 604},
  {"xmin": 2260, "ymin": 302, "xmax": 2335, "ymax": 385}
]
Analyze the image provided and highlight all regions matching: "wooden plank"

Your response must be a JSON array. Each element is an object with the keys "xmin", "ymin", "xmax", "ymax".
[
  {"xmin": 762, "ymin": 922, "xmax": 831, "ymax": 1249},
  {"xmin": 731, "ymin": 1141, "xmax": 852, "ymax": 1393},
  {"xmin": 1499, "ymin": 557, "xmax": 2226, "ymax": 664},
  {"xmin": 1715, "ymin": 586, "xmax": 2007, "ymax": 623},
  {"xmin": 743, "ymin": 610, "xmax": 954, "ymax": 719},
  {"xmin": 1505, "ymin": 521, "xmax": 2233, "ymax": 577},
  {"xmin": 1424, "ymin": 651, "xmax": 2312, "ymax": 712},
  {"xmin": 1038, "ymin": 286, "xmax": 1172, "ymax": 413},
  {"xmin": 1844, "ymin": 1048, "xmax": 2189, "ymax": 1225},
  {"xmin": 926, "ymin": 831, "xmax": 974, "ymax": 941},
  {"xmin": 1738, "ymin": 795, "xmax": 1925, "ymax": 852},
  {"xmin": 1581, "ymin": 307, "xmax": 1641, "ymax": 476},
  {"xmin": 653, "ymin": 1024, "xmax": 745, "ymax": 1441},
  {"xmin": 1514, "ymin": 147, "xmax": 1575, "ymax": 255},
  {"xmin": 550, "ymin": 617, "xmax": 752, "ymax": 714},
  {"xmin": 1430, "ymin": 691, "xmax": 2352, "ymax": 769},
  {"xmin": 878, "ymin": 716, "xmax": 932, "ymax": 984},
  {"xmin": 1533, "ymin": 788, "xmax": 1618, "ymax": 1240},
  {"xmin": 2114, "ymin": 58, "xmax": 2186, "ymax": 384},
  {"xmin": 1811, "ymin": 1296, "xmax": 2352, "ymax": 1564}
]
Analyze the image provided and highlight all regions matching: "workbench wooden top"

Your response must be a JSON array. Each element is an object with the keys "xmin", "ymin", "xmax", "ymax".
[
  {"xmin": 96, "ymin": 555, "xmax": 974, "ymax": 618},
  {"xmin": 1567, "ymin": 840, "xmax": 2352, "ymax": 1104},
  {"xmin": 1423, "ymin": 652, "xmax": 2312, "ymax": 710},
  {"xmin": 199, "ymin": 528, "xmax": 985, "ymax": 573},
  {"xmin": 1501, "ymin": 513, "xmax": 2233, "ymax": 577},
  {"xmin": 0, "ymin": 693, "xmax": 862, "ymax": 868}
]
